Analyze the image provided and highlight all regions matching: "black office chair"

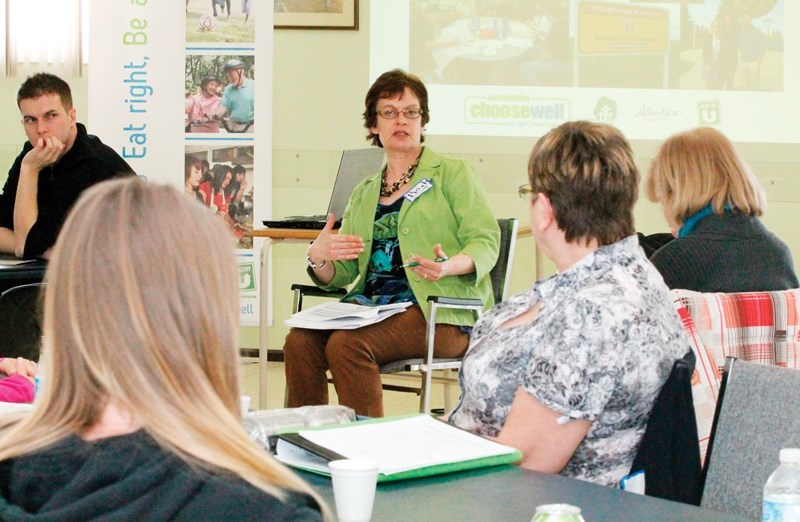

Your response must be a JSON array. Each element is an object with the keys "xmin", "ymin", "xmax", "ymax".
[
  {"xmin": 288, "ymin": 218, "xmax": 519, "ymax": 413},
  {"xmin": 0, "ymin": 283, "xmax": 45, "ymax": 361},
  {"xmin": 628, "ymin": 349, "xmax": 702, "ymax": 505}
]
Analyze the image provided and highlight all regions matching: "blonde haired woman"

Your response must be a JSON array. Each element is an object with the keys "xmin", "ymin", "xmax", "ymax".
[
  {"xmin": 645, "ymin": 127, "xmax": 797, "ymax": 292},
  {"xmin": 0, "ymin": 178, "xmax": 327, "ymax": 520}
]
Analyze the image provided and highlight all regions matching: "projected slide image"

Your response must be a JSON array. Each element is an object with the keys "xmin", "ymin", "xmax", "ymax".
[
  {"xmin": 376, "ymin": 0, "xmax": 794, "ymax": 142},
  {"xmin": 410, "ymin": 0, "xmax": 571, "ymax": 87},
  {"xmin": 408, "ymin": 0, "xmax": 783, "ymax": 92}
]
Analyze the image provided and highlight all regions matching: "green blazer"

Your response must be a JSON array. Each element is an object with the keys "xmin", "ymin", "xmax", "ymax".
[{"xmin": 309, "ymin": 147, "xmax": 500, "ymax": 326}]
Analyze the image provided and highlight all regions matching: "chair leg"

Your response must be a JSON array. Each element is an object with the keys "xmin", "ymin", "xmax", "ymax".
[
  {"xmin": 418, "ymin": 370, "xmax": 429, "ymax": 414},
  {"xmin": 442, "ymin": 369, "xmax": 458, "ymax": 411}
]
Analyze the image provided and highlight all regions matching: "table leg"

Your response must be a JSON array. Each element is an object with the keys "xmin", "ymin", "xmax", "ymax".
[{"xmin": 258, "ymin": 237, "xmax": 274, "ymax": 408}]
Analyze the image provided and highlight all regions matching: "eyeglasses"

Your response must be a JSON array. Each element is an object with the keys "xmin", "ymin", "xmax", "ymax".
[
  {"xmin": 376, "ymin": 107, "xmax": 423, "ymax": 119},
  {"xmin": 517, "ymin": 184, "xmax": 538, "ymax": 202}
]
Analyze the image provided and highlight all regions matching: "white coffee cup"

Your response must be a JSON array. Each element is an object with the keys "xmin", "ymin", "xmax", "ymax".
[
  {"xmin": 240, "ymin": 395, "xmax": 251, "ymax": 417},
  {"xmin": 328, "ymin": 459, "xmax": 380, "ymax": 522}
]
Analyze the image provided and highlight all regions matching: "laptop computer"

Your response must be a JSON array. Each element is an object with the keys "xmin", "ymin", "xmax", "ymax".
[{"xmin": 263, "ymin": 148, "xmax": 384, "ymax": 230}]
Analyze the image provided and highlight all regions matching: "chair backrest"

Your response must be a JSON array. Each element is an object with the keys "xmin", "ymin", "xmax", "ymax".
[
  {"xmin": 0, "ymin": 283, "xmax": 45, "ymax": 361},
  {"xmin": 672, "ymin": 294, "xmax": 721, "ymax": 466},
  {"xmin": 629, "ymin": 349, "xmax": 701, "ymax": 505},
  {"xmin": 673, "ymin": 288, "xmax": 800, "ymax": 370},
  {"xmin": 490, "ymin": 218, "xmax": 518, "ymax": 304},
  {"xmin": 700, "ymin": 357, "xmax": 800, "ymax": 520}
]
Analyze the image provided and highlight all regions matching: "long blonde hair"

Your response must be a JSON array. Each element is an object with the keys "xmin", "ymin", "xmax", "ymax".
[
  {"xmin": 645, "ymin": 127, "xmax": 766, "ymax": 225},
  {"xmin": 0, "ymin": 178, "xmax": 328, "ymax": 515}
]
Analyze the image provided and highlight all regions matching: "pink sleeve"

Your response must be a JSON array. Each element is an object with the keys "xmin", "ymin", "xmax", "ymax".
[{"xmin": 0, "ymin": 375, "xmax": 35, "ymax": 403}]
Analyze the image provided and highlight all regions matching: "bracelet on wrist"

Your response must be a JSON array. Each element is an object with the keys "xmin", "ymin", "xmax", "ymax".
[
  {"xmin": 307, "ymin": 255, "xmax": 326, "ymax": 269},
  {"xmin": 306, "ymin": 243, "xmax": 327, "ymax": 269}
]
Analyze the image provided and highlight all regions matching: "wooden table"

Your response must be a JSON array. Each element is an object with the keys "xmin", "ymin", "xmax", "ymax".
[{"xmin": 248, "ymin": 228, "xmax": 323, "ymax": 407}]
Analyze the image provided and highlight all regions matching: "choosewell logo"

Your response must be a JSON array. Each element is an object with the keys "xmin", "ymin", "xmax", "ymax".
[{"xmin": 464, "ymin": 96, "xmax": 569, "ymax": 127}]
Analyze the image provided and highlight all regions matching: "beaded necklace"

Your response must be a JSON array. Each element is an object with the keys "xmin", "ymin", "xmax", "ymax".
[{"xmin": 380, "ymin": 156, "xmax": 421, "ymax": 197}]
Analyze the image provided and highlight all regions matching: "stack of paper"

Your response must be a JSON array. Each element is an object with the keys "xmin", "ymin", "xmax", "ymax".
[
  {"xmin": 275, "ymin": 414, "xmax": 522, "ymax": 482},
  {"xmin": 285, "ymin": 301, "xmax": 411, "ymax": 330}
]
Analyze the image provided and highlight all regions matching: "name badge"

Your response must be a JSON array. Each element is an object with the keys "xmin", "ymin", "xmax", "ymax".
[{"xmin": 403, "ymin": 178, "xmax": 433, "ymax": 203}]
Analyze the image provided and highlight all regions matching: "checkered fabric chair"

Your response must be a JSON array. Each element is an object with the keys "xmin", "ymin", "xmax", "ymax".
[
  {"xmin": 673, "ymin": 289, "xmax": 800, "ymax": 370},
  {"xmin": 671, "ymin": 288, "xmax": 800, "ymax": 466},
  {"xmin": 672, "ymin": 294, "xmax": 720, "ymax": 466}
]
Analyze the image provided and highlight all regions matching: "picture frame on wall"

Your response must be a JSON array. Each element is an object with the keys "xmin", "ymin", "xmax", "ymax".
[{"xmin": 274, "ymin": 0, "xmax": 358, "ymax": 30}]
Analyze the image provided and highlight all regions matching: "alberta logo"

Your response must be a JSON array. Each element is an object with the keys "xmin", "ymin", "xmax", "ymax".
[{"xmin": 698, "ymin": 100, "xmax": 721, "ymax": 125}]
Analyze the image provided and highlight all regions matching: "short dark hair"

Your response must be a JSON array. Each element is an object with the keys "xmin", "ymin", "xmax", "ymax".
[
  {"xmin": 363, "ymin": 69, "xmax": 429, "ymax": 147},
  {"xmin": 232, "ymin": 165, "xmax": 246, "ymax": 175},
  {"xmin": 17, "ymin": 73, "xmax": 73, "ymax": 110},
  {"xmin": 528, "ymin": 121, "xmax": 638, "ymax": 246}
]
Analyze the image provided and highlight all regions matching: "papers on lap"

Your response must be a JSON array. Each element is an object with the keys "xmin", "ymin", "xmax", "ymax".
[
  {"xmin": 284, "ymin": 301, "xmax": 412, "ymax": 330},
  {"xmin": 275, "ymin": 414, "xmax": 522, "ymax": 482}
]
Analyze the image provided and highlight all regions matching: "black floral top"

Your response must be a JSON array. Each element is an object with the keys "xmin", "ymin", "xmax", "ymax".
[
  {"xmin": 345, "ymin": 198, "xmax": 415, "ymax": 306},
  {"xmin": 449, "ymin": 235, "xmax": 688, "ymax": 486}
]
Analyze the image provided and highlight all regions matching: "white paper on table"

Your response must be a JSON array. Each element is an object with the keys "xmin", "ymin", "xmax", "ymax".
[{"xmin": 297, "ymin": 415, "xmax": 517, "ymax": 476}]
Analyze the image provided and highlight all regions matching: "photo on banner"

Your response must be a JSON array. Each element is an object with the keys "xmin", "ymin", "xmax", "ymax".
[
  {"xmin": 184, "ymin": 145, "xmax": 254, "ymax": 249},
  {"xmin": 185, "ymin": 54, "xmax": 256, "ymax": 134},
  {"xmin": 186, "ymin": 0, "xmax": 254, "ymax": 43}
]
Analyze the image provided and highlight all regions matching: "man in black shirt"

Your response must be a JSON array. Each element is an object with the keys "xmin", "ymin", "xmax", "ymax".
[{"xmin": 0, "ymin": 73, "xmax": 134, "ymax": 259}]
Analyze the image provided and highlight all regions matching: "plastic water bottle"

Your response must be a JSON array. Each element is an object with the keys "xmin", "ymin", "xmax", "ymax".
[
  {"xmin": 763, "ymin": 448, "xmax": 800, "ymax": 521},
  {"xmin": 531, "ymin": 504, "xmax": 585, "ymax": 522}
]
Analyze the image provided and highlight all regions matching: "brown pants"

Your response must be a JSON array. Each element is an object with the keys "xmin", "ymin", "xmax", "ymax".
[{"xmin": 283, "ymin": 305, "xmax": 469, "ymax": 417}]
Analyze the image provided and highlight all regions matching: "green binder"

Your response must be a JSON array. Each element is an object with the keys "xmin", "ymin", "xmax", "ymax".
[{"xmin": 275, "ymin": 413, "xmax": 522, "ymax": 483}]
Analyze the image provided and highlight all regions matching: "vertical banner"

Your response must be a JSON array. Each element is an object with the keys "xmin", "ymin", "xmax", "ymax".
[{"xmin": 90, "ymin": 1, "xmax": 272, "ymax": 326}]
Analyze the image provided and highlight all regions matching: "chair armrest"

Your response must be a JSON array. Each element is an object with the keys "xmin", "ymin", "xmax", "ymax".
[
  {"xmin": 290, "ymin": 284, "xmax": 347, "ymax": 299},
  {"xmin": 427, "ymin": 296, "xmax": 483, "ymax": 306},
  {"xmin": 427, "ymin": 295, "xmax": 484, "ymax": 311},
  {"xmin": 291, "ymin": 284, "xmax": 347, "ymax": 314}
]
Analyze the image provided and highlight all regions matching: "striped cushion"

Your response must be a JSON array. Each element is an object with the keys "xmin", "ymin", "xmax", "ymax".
[
  {"xmin": 673, "ymin": 289, "xmax": 800, "ymax": 370},
  {"xmin": 672, "ymin": 295, "xmax": 720, "ymax": 465}
]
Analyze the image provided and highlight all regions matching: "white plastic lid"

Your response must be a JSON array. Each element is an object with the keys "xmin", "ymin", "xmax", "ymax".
[
  {"xmin": 535, "ymin": 504, "xmax": 582, "ymax": 515},
  {"xmin": 779, "ymin": 448, "xmax": 800, "ymax": 463}
]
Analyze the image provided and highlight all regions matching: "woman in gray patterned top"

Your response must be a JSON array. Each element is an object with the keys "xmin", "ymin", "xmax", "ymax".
[{"xmin": 448, "ymin": 121, "xmax": 689, "ymax": 487}]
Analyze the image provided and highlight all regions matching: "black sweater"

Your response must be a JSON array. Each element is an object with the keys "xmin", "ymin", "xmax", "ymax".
[
  {"xmin": 650, "ymin": 213, "xmax": 798, "ymax": 293},
  {"xmin": 0, "ymin": 431, "xmax": 322, "ymax": 521},
  {"xmin": 0, "ymin": 123, "xmax": 134, "ymax": 259}
]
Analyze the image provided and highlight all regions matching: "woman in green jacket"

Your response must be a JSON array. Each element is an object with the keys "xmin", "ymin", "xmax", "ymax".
[{"xmin": 284, "ymin": 69, "xmax": 499, "ymax": 417}]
